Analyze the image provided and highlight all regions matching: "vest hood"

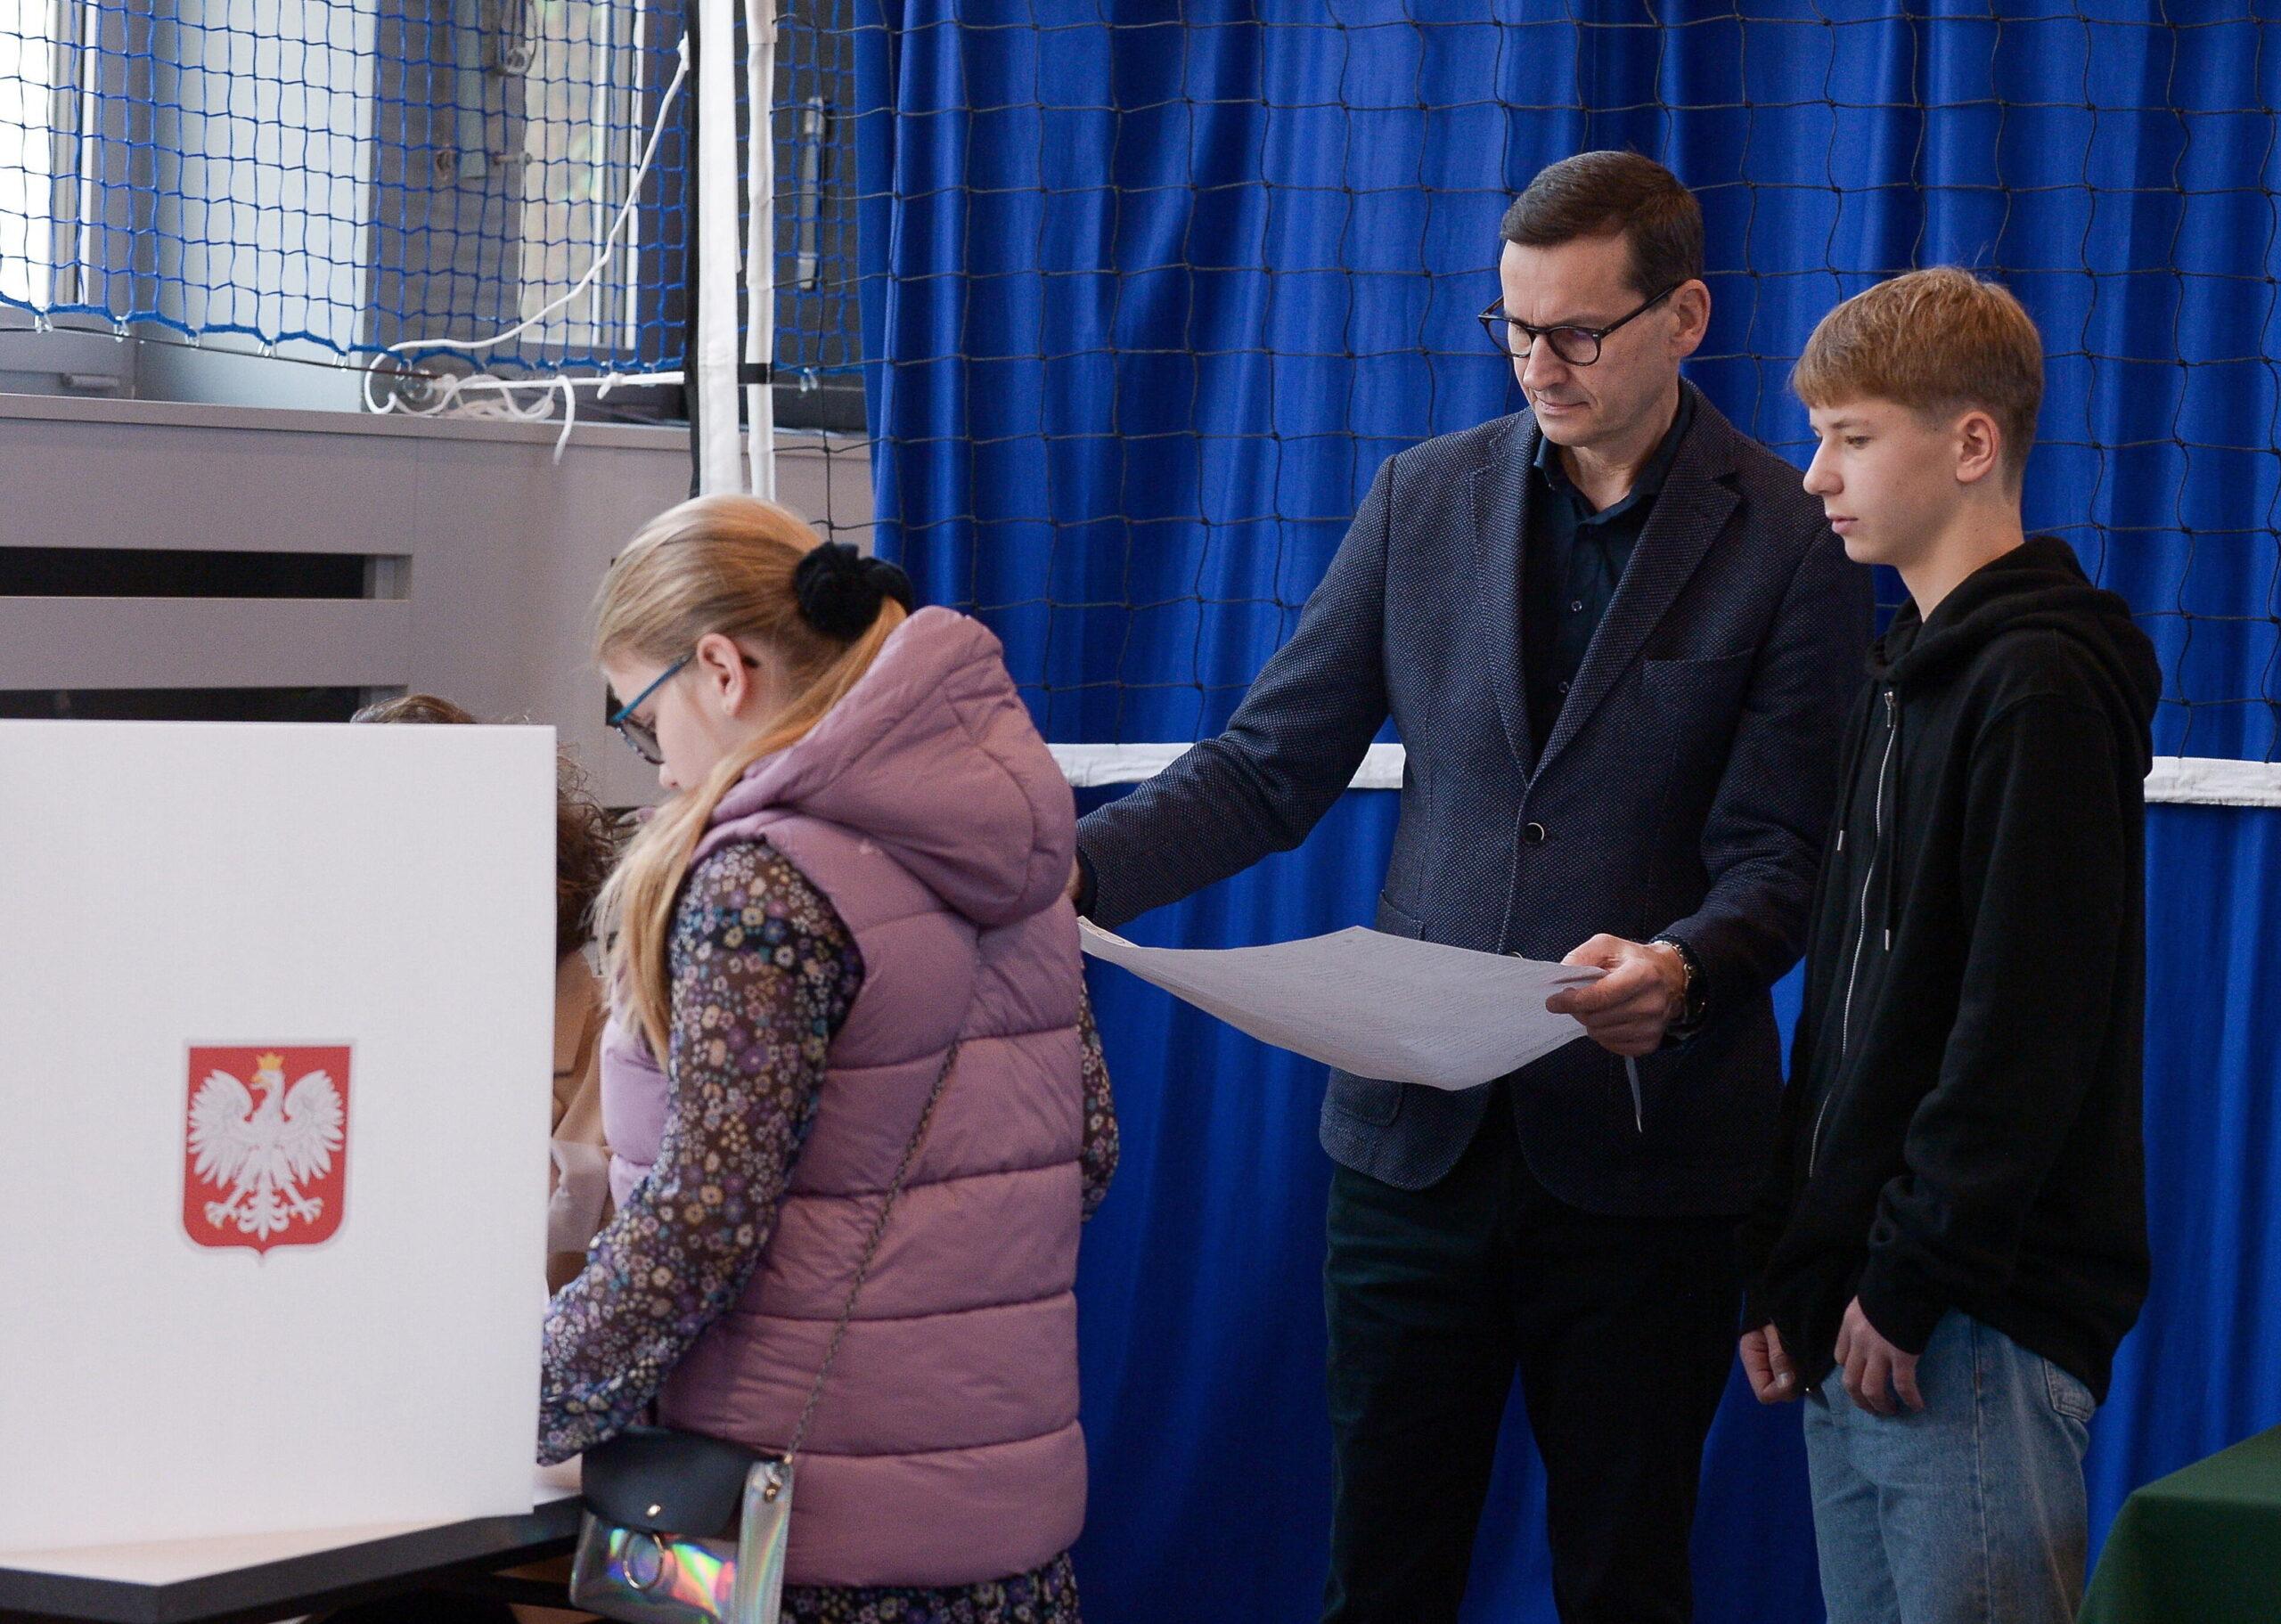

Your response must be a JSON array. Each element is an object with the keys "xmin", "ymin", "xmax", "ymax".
[{"xmin": 709, "ymin": 607, "xmax": 1075, "ymax": 927}]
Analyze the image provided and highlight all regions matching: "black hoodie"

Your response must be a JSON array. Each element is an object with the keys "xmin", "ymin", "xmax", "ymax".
[{"xmin": 1740, "ymin": 535, "xmax": 2160, "ymax": 1401}]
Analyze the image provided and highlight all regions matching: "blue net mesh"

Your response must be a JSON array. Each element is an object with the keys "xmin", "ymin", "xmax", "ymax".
[
  {"xmin": 846, "ymin": 4, "xmax": 2281, "ymax": 767},
  {"xmin": 9, "ymin": 2, "xmax": 2281, "ymax": 764},
  {"xmin": 2, "ymin": 0, "xmax": 688, "ymax": 379},
  {"xmin": 772, "ymin": 0, "xmax": 857, "ymax": 401}
]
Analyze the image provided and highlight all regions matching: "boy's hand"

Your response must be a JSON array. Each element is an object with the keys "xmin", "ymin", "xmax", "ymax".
[
  {"xmin": 1739, "ymin": 1324, "xmax": 1799, "ymax": 1403},
  {"xmin": 1834, "ymin": 1296, "xmax": 1925, "ymax": 1416},
  {"xmin": 1546, "ymin": 934, "xmax": 1687, "ymax": 1057}
]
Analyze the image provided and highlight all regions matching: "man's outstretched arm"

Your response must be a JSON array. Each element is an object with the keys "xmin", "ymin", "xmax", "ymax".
[{"xmin": 1077, "ymin": 457, "xmax": 1398, "ymax": 929}]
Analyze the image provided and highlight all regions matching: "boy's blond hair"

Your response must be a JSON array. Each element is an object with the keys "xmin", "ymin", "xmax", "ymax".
[{"xmin": 1793, "ymin": 267, "xmax": 2044, "ymax": 482}]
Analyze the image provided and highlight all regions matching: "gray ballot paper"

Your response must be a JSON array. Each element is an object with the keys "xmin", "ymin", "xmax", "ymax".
[{"xmin": 1079, "ymin": 919, "xmax": 1603, "ymax": 1091}]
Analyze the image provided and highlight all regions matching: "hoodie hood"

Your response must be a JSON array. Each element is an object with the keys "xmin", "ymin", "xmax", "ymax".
[
  {"xmin": 702, "ymin": 606, "xmax": 1075, "ymax": 927},
  {"xmin": 1871, "ymin": 535, "xmax": 2162, "ymax": 773}
]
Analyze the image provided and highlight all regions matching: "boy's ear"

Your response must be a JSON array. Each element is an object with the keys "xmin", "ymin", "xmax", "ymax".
[{"xmin": 1953, "ymin": 408, "xmax": 2006, "ymax": 487}]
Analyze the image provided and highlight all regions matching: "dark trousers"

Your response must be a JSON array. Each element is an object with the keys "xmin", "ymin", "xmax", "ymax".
[{"xmin": 1321, "ymin": 1103, "xmax": 1741, "ymax": 1624}]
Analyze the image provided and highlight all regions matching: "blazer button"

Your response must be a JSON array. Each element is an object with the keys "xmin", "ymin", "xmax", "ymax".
[{"xmin": 1523, "ymin": 821, "xmax": 1548, "ymax": 846}]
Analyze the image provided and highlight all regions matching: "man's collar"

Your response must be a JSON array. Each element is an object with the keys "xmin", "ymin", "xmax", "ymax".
[{"xmin": 1534, "ymin": 385, "xmax": 1697, "ymax": 520}]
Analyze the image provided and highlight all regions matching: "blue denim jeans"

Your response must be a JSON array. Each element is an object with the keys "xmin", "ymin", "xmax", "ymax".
[{"xmin": 1803, "ymin": 1311, "xmax": 2096, "ymax": 1624}]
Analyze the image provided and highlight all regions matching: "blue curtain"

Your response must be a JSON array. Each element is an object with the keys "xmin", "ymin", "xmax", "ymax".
[{"xmin": 854, "ymin": 5, "xmax": 2281, "ymax": 1619}]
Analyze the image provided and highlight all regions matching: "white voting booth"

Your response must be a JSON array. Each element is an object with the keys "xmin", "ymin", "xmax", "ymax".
[{"xmin": 0, "ymin": 721, "xmax": 558, "ymax": 1555}]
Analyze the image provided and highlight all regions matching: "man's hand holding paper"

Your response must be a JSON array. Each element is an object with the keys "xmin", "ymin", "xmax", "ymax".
[{"xmin": 1547, "ymin": 933, "xmax": 1692, "ymax": 1057}]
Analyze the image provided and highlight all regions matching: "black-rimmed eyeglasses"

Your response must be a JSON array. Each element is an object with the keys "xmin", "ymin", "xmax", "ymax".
[{"xmin": 1477, "ymin": 282, "xmax": 1680, "ymax": 367}]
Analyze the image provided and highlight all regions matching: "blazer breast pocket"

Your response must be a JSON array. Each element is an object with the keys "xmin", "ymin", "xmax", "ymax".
[
  {"xmin": 1641, "ymin": 646, "xmax": 1756, "ymax": 693},
  {"xmin": 1639, "ymin": 648, "xmax": 1758, "ymax": 733}
]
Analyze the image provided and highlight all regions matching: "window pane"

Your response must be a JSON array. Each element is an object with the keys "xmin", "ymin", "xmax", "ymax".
[
  {"xmin": 0, "ymin": 0, "xmax": 60, "ymax": 306},
  {"xmin": 516, "ymin": 0, "xmax": 629, "ymax": 352}
]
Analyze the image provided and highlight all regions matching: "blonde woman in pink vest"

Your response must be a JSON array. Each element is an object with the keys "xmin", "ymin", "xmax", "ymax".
[{"xmin": 539, "ymin": 494, "xmax": 1116, "ymax": 1623}]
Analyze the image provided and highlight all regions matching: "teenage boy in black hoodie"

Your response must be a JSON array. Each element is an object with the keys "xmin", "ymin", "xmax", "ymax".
[{"xmin": 1736, "ymin": 267, "xmax": 2160, "ymax": 1624}]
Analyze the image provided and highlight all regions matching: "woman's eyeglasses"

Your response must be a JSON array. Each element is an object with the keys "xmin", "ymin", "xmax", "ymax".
[
  {"xmin": 605, "ymin": 656, "xmax": 691, "ymax": 765},
  {"xmin": 605, "ymin": 649, "xmax": 761, "ymax": 766}
]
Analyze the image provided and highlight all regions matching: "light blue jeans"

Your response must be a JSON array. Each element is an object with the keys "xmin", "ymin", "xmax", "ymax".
[{"xmin": 1803, "ymin": 1311, "xmax": 2095, "ymax": 1624}]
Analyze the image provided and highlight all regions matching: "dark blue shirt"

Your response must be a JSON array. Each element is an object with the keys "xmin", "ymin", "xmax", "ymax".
[{"xmin": 1522, "ymin": 389, "xmax": 1696, "ymax": 765}]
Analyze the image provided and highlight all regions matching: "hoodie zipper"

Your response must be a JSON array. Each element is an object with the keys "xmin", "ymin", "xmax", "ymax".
[{"xmin": 1811, "ymin": 686, "xmax": 1899, "ymax": 1178}]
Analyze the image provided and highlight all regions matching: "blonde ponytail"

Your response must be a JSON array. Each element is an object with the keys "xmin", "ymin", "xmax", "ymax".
[{"xmin": 591, "ymin": 496, "xmax": 908, "ymax": 1061}]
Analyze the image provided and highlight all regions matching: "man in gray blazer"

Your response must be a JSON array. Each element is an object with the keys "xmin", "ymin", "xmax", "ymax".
[{"xmin": 1074, "ymin": 152, "xmax": 1871, "ymax": 1622}]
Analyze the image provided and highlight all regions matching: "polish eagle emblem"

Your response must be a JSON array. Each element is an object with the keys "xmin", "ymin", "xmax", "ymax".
[{"xmin": 184, "ymin": 1047, "xmax": 352, "ymax": 1253}]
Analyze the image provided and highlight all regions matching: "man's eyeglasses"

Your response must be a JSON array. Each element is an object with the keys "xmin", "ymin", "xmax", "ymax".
[
  {"xmin": 1477, "ymin": 282, "xmax": 1680, "ymax": 367},
  {"xmin": 605, "ymin": 655, "xmax": 691, "ymax": 765}
]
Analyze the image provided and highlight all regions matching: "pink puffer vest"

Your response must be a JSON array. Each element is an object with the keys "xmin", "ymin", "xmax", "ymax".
[{"xmin": 599, "ymin": 607, "xmax": 1086, "ymax": 1587}]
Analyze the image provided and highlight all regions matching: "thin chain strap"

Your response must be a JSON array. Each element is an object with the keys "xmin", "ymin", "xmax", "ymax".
[{"xmin": 781, "ymin": 1041, "xmax": 960, "ymax": 1464}]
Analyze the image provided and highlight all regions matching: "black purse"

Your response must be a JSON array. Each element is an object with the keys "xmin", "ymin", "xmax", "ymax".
[
  {"xmin": 568, "ymin": 1426, "xmax": 789, "ymax": 1623},
  {"xmin": 567, "ymin": 1043, "xmax": 960, "ymax": 1624}
]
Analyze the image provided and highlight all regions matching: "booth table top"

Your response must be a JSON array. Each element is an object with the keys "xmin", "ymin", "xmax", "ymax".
[{"xmin": 0, "ymin": 1467, "xmax": 580, "ymax": 1624}]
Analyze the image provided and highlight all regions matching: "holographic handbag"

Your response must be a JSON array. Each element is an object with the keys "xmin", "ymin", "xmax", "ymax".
[
  {"xmin": 568, "ymin": 1426, "xmax": 793, "ymax": 1623},
  {"xmin": 567, "ymin": 1042, "xmax": 961, "ymax": 1624}
]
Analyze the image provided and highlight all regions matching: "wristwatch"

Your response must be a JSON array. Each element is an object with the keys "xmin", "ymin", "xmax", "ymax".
[{"xmin": 1650, "ymin": 934, "xmax": 1708, "ymax": 1030}]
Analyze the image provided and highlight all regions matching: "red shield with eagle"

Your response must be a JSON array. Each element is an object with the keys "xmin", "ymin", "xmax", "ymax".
[{"xmin": 184, "ymin": 1046, "xmax": 352, "ymax": 1253}]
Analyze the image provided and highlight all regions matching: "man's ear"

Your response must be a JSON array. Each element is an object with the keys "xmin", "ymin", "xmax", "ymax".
[
  {"xmin": 1954, "ymin": 408, "xmax": 2004, "ymax": 487},
  {"xmin": 1667, "ymin": 279, "xmax": 1711, "ymax": 358}
]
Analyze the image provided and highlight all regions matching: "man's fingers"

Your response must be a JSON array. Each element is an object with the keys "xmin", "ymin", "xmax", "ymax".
[
  {"xmin": 1741, "ymin": 1330, "xmax": 1794, "ymax": 1404},
  {"xmin": 1556, "ymin": 1004, "xmax": 1664, "ymax": 1056},
  {"xmin": 1561, "ymin": 934, "xmax": 1624, "ymax": 968},
  {"xmin": 1894, "ymin": 1359, "xmax": 1925, "ymax": 1413},
  {"xmin": 1738, "ymin": 1334, "xmax": 1770, "ymax": 1398},
  {"xmin": 1550, "ymin": 964, "xmax": 1658, "ymax": 1018},
  {"xmin": 1569, "ymin": 1004, "xmax": 1657, "ymax": 1037},
  {"xmin": 1860, "ymin": 1349, "xmax": 1896, "ymax": 1416},
  {"xmin": 1762, "ymin": 1324, "xmax": 1796, "ymax": 1395},
  {"xmin": 1597, "ymin": 959, "xmax": 1660, "ymax": 1000},
  {"xmin": 1767, "ymin": 1325, "xmax": 1795, "ymax": 1384},
  {"xmin": 1549, "ymin": 977, "xmax": 1625, "ymax": 1016},
  {"xmin": 1862, "ymin": 1347, "xmax": 1891, "ymax": 1414},
  {"xmin": 1836, "ymin": 1331, "xmax": 1863, "ymax": 1408}
]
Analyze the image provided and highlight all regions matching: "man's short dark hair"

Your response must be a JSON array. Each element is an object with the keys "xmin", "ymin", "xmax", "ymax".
[{"xmin": 1500, "ymin": 151, "xmax": 1705, "ymax": 299}]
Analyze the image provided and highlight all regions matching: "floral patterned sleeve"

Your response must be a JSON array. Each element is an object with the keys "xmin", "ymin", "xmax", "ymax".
[
  {"xmin": 536, "ymin": 840, "xmax": 863, "ymax": 1465},
  {"xmin": 1078, "ymin": 981, "xmax": 1117, "ymax": 1221}
]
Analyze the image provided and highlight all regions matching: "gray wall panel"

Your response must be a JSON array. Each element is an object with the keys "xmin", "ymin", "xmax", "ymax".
[{"xmin": 0, "ymin": 395, "xmax": 871, "ymax": 808}]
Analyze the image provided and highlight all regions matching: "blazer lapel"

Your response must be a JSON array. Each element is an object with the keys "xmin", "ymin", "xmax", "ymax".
[
  {"xmin": 1533, "ymin": 392, "xmax": 1742, "ymax": 779},
  {"xmin": 1469, "ymin": 412, "xmax": 1537, "ymax": 771}
]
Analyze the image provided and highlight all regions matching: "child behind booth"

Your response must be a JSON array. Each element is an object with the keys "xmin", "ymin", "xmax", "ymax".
[{"xmin": 351, "ymin": 694, "xmax": 623, "ymax": 1290}]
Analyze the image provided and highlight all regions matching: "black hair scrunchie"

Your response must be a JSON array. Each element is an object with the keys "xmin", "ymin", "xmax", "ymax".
[{"xmin": 792, "ymin": 541, "xmax": 917, "ymax": 640}]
